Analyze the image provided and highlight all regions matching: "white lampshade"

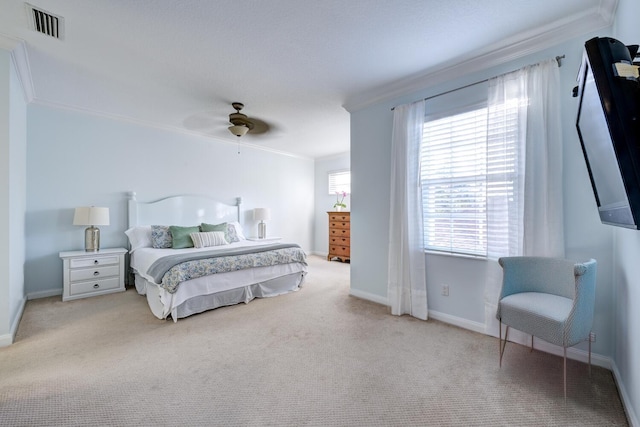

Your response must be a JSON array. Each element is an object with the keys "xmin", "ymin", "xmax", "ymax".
[
  {"xmin": 253, "ymin": 208, "xmax": 271, "ymax": 221},
  {"xmin": 73, "ymin": 207, "xmax": 110, "ymax": 226},
  {"xmin": 228, "ymin": 124, "xmax": 249, "ymax": 137}
]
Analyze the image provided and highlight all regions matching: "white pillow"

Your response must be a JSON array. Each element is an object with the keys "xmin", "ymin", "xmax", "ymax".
[
  {"xmin": 124, "ymin": 226, "xmax": 153, "ymax": 253},
  {"xmin": 190, "ymin": 231, "xmax": 229, "ymax": 248},
  {"xmin": 228, "ymin": 221, "xmax": 246, "ymax": 240}
]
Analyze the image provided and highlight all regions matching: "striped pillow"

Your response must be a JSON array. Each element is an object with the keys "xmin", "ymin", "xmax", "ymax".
[{"xmin": 189, "ymin": 231, "xmax": 229, "ymax": 248}]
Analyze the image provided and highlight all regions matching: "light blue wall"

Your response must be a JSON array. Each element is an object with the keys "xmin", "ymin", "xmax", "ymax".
[
  {"xmin": 350, "ymin": 34, "xmax": 620, "ymax": 344},
  {"xmin": 0, "ymin": 47, "xmax": 27, "ymax": 345},
  {"xmin": 351, "ymin": 3, "xmax": 639, "ymax": 422},
  {"xmin": 25, "ymin": 104, "xmax": 315, "ymax": 297},
  {"xmin": 611, "ymin": 0, "xmax": 640, "ymax": 423},
  {"xmin": 313, "ymin": 152, "xmax": 350, "ymax": 256}
]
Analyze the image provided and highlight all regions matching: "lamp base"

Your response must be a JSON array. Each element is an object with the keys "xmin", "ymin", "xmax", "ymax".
[
  {"xmin": 85, "ymin": 226, "xmax": 100, "ymax": 251},
  {"xmin": 258, "ymin": 222, "xmax": 267, "ymax": 239}
]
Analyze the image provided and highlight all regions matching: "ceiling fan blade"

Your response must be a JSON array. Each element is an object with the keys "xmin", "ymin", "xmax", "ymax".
[{"xmin": 247, "ymin": 117, "xmax": 270, "ymax": 135}]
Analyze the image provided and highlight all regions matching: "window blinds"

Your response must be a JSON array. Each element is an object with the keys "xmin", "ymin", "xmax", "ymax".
[
  {"xmin": 328, "ymin": 170, "xmax": 351, "ymax": 195},
  {"xmin": 420, "ymin": 103, "xmax": 517, "ymax": 257}
]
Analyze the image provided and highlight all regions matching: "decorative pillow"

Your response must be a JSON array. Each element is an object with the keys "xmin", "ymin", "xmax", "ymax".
[
  {"xmin": 225, "ymin": 223, "xmax": 241, "ymax": 243},
  {"xmin": 124, "ymin": 226, "xmax": 152, "ymax": 253},
  {"xmin": 200, "ymin": 222, "xmax": 229, "ymax": 241},
  {"xmin": 228, "ymin": 221, "xmax": 246, "ymax": 241},
  {"xmin": 151, "ymin": 225, "xmax": 172, "ymax": 249},
  {"xmin": 169, "ymin": 225, "xmax": 200, "ymax": 249},
  {"xmin": 190, "ymin": 231, "xmax": 229, "ymax": 248}
]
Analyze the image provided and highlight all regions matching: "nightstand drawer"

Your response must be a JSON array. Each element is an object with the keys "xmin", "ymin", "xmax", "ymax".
[
  {"xmin": 60, "ymin": 248, "xmax": 127, "ymax": 302},
  {"xmin": 69, "ymin": 265, "xmax": 120, "ymax": 282},
  {"xmin": 70, "ymin": 255, "xmax": 120, "ymax": 268},
  {"xmin": 329, "ymin": 213, "xmax": 351, "ymax": 222},
  {"xmin": 69, "ymin": 277, "xmax": 120, "ymax": 296}
]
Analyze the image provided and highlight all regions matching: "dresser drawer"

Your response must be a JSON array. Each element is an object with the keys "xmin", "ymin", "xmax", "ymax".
[
  {"xmin": 329, "ymin": 213, "xmax": 350, "ymax": 222},
  {"xmin": 69, "ymin": 265, "xmax": 120, "ymax": 282},
  {"xmin": 329, "ymin": 221, "xmax": 350, "ymax": 230},
  {"xmin": 330, "ymin": 237, "xmax": 350, "ymax": 246},
  {"xmin": 329, "ymin": 245, "xmax": 350, "ymax": 257},
  {"xmin": 330, "ymin": 228, "xmax": 350, "ymax": 238},
  {"xmin": 69, "ymin": 277, "xmax": 120, "ymax": 296},
  {"xmin": 70, "ymin": 255, "xmax": 120, "ymax": 268}
]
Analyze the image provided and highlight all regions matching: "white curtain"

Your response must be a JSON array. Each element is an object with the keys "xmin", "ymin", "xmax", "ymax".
[
  {"xmin": 484, "ymin": 58, "xmax": 565, "ymax": 336},
  {"xmin": 388, "ymin": 100, "xmax": 428, "ymax": 320}
]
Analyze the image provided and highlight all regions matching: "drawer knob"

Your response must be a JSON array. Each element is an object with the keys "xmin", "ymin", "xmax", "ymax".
[
  {"xmin": 94, "ymin": 260, "xmax": 99, "ymax": 265},
  {"xmin": 93, "ymin": 284, "xmax": 100, "ymax": 289},
  {"xmin": 93, "ymin": 271, "xmax": 100, "ymax": 276}
]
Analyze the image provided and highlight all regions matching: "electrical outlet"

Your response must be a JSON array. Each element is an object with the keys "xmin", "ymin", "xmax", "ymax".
[
  {"xmin": 589, "ymin": 332, "xmax": 596, "ymax": 342},
  {"xmin": 441, "ymin": 285, "xmax": 449, "ymax": 297}
]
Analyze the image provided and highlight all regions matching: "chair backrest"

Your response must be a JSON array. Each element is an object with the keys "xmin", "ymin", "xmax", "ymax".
[
  {"xmin": 498, "ymin": 257, "xmax": 578, "ymax": 299},
  {"xmin": 566, "ymin": 259, "xmax": 597, "ymax": 345}
]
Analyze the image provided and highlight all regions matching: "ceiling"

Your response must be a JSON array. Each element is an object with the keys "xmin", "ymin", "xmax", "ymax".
[{"xmin": 0, "ymin": 0, "xmax": 617, "ymax": 159}]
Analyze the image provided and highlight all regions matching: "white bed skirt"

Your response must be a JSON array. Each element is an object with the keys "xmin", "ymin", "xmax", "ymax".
[{"xmin": 135, "ymin": 263, "xmax": 306, "ymax": 321}]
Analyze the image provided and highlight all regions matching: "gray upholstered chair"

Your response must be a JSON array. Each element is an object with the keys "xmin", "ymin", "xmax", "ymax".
[{"xmin": 496, "ymin": 256, "xmax": 597, "ymax": 399}]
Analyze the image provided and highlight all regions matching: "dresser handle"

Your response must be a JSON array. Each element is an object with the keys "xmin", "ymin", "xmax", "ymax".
[
  {"xmin": 94, "ymin": 260, "xmax": 99, "ymax": 265},
  {"xmin": 93, "ymin": 284, "xmax": 100, "ymax": 289},
  {"xmin": 93, "ymin": 271, "xmax": 100, "ymax": 276}
]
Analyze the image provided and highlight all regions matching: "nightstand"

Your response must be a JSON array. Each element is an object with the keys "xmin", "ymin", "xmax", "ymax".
[{"xmin": 59, "ymin": 248, "xmax": 127, "ymax": 301}]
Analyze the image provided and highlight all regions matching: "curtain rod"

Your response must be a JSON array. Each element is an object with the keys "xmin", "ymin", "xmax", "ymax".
[{"xmin": 391, "ymin": 55, "xmax": 565, "ymax": 110}]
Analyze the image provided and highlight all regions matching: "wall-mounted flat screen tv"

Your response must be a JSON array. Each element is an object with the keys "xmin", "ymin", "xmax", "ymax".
[{"xmin": 575, "ymin": 37, "xmax": 640, "ymax": 229}]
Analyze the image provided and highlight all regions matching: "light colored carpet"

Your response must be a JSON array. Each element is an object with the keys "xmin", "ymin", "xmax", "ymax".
[{"xmin": 0, "ymin": 255, "xmax": 628, "ymax": 426}]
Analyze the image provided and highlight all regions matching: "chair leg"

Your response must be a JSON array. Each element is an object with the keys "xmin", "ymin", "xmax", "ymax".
[
  {"xmin": 589, "ymin": 337, "xmax": 591, "ymax": 378},
  {"xmin": 499, "ymin": 322, "xmax": 509, "ymax": 367},
  {"xmin": 530, "ymin": 335, "xmax": 534, "ymax": 352},
  {"xmin": 563, "ymin": 347, "xmax": 567, "ymax": 401}
]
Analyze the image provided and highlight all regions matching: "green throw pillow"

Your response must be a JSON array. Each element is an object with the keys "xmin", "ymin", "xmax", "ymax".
[
  {"xmin": 169, "ymin": 225, "xmax": 200, "ymax": 249},
  {"xmin": 201, "ymin": 222, "xmax": 229, "ymax": 243}
]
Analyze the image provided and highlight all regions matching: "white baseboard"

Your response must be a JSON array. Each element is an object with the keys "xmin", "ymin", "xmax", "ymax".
[
  {"xmin": 0, "ymin": 296, "xmax": 26, "ymax": 347},
  {"xmin": 26, "ymin": 288, "xmax": 62, "ymax": 300},
  {"xmin": 611, "ymin": 361, "xmax": 639, "ymax": 427},
  {"xmin": 428, "ymin": 310, "xmax": 486, "ymax": 335},
  {"xmin": 309, "ymin": 251, "xmax": 328, "ymax": 258},
  {"xmin": 349, "ymin": 288, "xmax": 389, "ymax": 306}
]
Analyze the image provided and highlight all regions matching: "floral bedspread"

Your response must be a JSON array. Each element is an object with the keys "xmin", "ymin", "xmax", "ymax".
[{"xmin": 159, "ymin": 246, "xmax": 307, "ymax": 294}]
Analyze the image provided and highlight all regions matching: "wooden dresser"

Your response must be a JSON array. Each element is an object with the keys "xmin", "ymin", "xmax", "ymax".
[{"xmin": 327, "ymin": 211, "xmax": 350, "ymax": 262}]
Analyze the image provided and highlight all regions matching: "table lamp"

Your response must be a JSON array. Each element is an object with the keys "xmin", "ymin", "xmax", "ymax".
[
  {"xmin": 253, "ymin": 208, "xmax": 271, "ymax": 239},
  {"xmin": 73, "ymin": 206, "xmax": 110, "ymax": 251}
]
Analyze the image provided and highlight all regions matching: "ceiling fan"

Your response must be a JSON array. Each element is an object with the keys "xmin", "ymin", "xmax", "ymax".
[{"xmin": 227, "ymin": 102, "xmax": 270, "ymax": 137}]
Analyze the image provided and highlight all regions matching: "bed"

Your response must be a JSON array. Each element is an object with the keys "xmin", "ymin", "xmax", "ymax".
[{"xmin": 126, "ymin": 192, "xmax": 307, "ymax": 321}]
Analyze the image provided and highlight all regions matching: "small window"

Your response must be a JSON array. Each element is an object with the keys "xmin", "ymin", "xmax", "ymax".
[{"xmin": 328, "ymin": 170, "xmax": 350, "ymax": 194}]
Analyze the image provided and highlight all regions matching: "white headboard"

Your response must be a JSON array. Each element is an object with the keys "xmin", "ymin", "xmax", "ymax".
[{"xmin": 127, "ymin": 192, "xmax": 242, "ymax": 227}]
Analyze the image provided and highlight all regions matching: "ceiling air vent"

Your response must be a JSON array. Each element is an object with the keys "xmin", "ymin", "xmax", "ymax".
[{"xmin": 26, "ymin": 3, "xmax": 64, "ymax": 40}]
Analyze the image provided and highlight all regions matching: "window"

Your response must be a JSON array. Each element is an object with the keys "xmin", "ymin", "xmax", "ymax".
[
  {"xmin": 328, "ymin": 170, "xmax": 350, "ymax": 194},
  {"xmin": 420, "ymin": 103, "xmax": 517, "ymax": 257}
]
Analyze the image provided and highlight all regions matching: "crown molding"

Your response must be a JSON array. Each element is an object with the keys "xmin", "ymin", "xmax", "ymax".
[
  {"xmin": 10, "ymin": 42, "xmax": 35, "ymax": 103},
  {"xmin": 0, "ymin": 33, "xmax": 36, "ymax": 103},
  {"xmin": 29, "ymin": 97, "xmax": 312, "ymax": 160},
  {"xmin": 343, "ymin": 0, "xmax": 618, "ymax": 112},
  {"xmin": 0, "ymin": 33, "xmax": 21, "ymax": 51}
]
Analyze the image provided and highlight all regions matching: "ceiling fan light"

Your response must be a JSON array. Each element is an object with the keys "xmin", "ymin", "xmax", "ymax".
[{"xmin": 228, "ymin": 124, "xmax": 249, "ymax": 137}]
